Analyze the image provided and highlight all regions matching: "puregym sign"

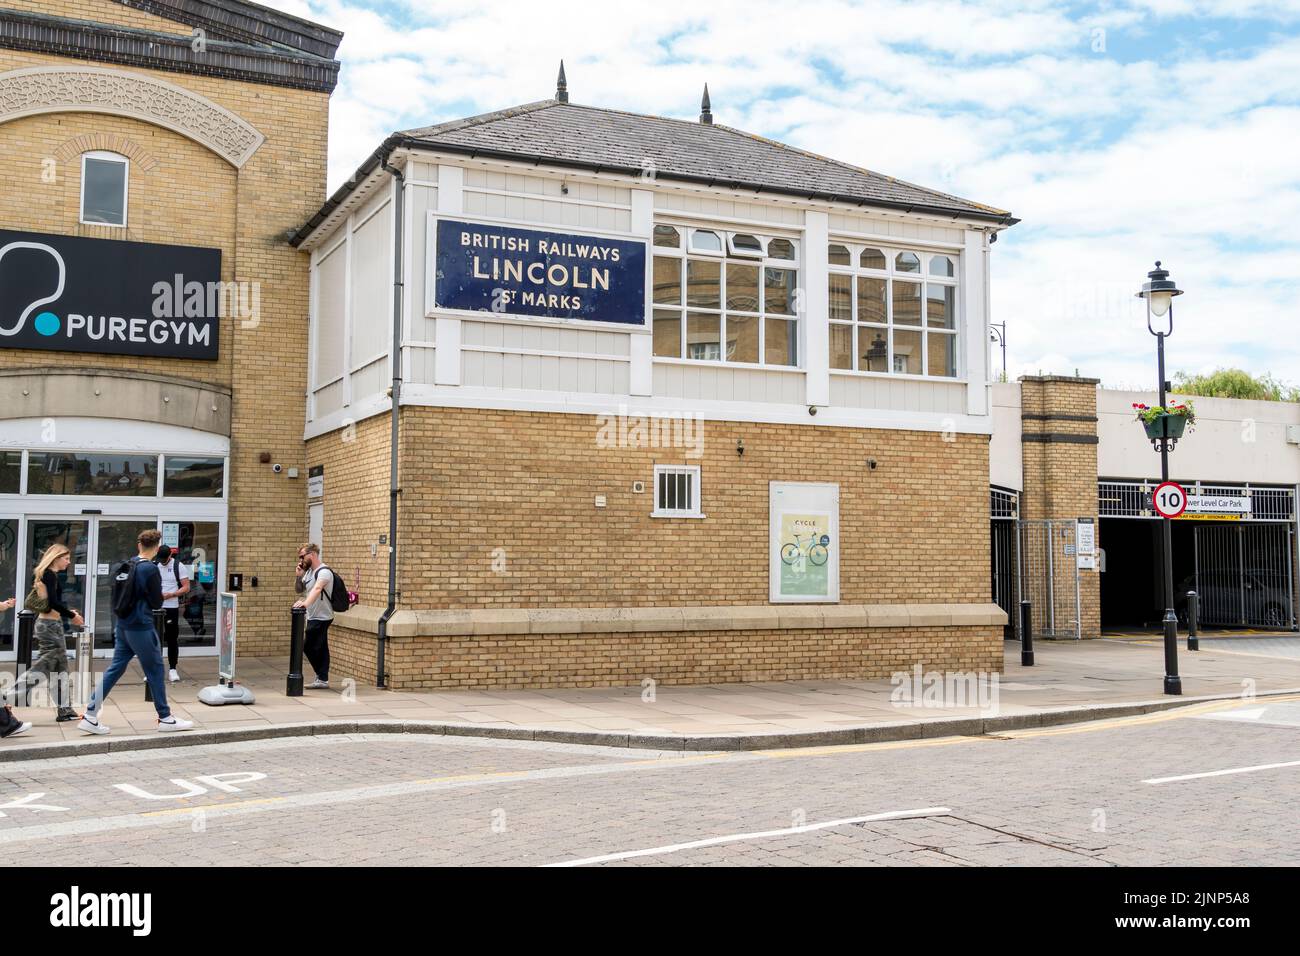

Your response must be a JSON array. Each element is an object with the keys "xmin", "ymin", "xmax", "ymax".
[{"xmin": 0, "ymin": 229, "xmax": 221, "ymax": 360}]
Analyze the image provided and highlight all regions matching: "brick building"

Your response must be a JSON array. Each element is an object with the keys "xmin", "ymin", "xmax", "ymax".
[
  {"xmin": 293, "ymin": 76, "xmax": 1017, "ymax": 690},
  {"xmin": 0, "ymin": 0, "xmax": 341, "ymax": 662}
]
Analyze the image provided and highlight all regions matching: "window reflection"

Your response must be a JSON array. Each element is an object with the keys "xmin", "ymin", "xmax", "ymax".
[
  {"xmin": 860, "ymin": 248, "xmax": 886, "ymax": 270},
  {"xmin": 163, "ymin": 457, "xmax": 224, "ymax": 498},
  {"xmin": 653, "ymin": 224, "xmax": 680, "ymax": 248},
  {"xmin": 896, "ymin": 251, "xmax": 921, "ymax": 273},
  {"xmin": 26, "ymin": 453, "xmax": 158, "ymax": 496}
]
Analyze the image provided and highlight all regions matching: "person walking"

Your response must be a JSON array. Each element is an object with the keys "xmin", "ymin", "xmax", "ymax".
[
  {"xmin": 293, "ymin": 543, "xmax": 333, "ymax": 689},
  {"xmin": 0, "ymin": 596, "xmax": 29, "ymax": 739},
  {"xmin": 0, "ymin": 703, "xmax": 28, "ymax": 739},
  {"xmin": 155, "ymin": 544, "xmax": 190, "ymax": 683},
  {"xmin": 78, "ymin": 529, "xmax": 193, "ymax": 735},
  {"xmin": 12, "ymin": 544, "xmax": 82, "ymax": 722}
]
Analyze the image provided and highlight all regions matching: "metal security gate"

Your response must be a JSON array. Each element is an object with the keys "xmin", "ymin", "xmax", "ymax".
[
  {"xmin": 1193, "ymin": 524, "xmax": 1296, "ymax": 628},
  {"xmin": 990, "ymin": 488, "xmax": 1019, "ymax": 639},
  {"xmin": 1018, "ymin": 519, "xmax": 1081, "ymax": 640}
]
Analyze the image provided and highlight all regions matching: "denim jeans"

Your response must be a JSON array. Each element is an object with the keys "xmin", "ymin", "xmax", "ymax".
[
  {"xmin": 13, "ymin": 619, "xmax": 72, "ymax": 709},
  {"xmin": 87, "ymin": 624, "xmax": 171, "ymax": 720}
]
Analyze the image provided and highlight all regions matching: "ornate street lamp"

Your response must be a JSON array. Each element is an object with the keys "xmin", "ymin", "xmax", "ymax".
[
  {"xmin": 989, "ymin": 322, "xmax": 1007, "ymax": 380},
  {"xmin": 1136, "ymin": 261, "xmax": 1184, "ymax": 695},
  {"xmin": 863, "ymin": 332, "xmax": 888, "ymax": 372}
]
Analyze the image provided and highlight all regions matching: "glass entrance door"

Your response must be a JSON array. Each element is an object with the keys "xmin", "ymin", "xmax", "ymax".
[
  {"xmin": 1, "ymin": 517, "xmax": 18, "ymax": 656},
  {"xmin": 91, "ymin": 519, "xmax": 158, "ymax": 651},
  {"xmin": 23, "ymin": 519, "xmax": 90, "ymax": 652},
  {"xmin": 162, "ymin": 519, "xmax": 220, "ymax": 653},
  {"xmin": 8, "ymin": 514, "xmax": 222, "ymax": 659}
]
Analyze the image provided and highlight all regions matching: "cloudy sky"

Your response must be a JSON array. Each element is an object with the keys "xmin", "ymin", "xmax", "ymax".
[{"xmin": 263, "ymin": 0, "xmax": 1300, "ymax": 390}]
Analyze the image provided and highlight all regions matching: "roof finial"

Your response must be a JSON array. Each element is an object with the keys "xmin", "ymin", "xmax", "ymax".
[
  {"xmin": 699, "ymin": 83, "xmax": 713, "ymax": 124},
  {"xmin": 556, "ymin": 60, "xmax": 569, "ymax": 103}
]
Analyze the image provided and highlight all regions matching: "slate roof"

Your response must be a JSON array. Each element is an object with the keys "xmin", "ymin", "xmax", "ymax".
[
  {"xmin": 403, "ymin": 100, "xmax": 1012, "ymax": 222},
  {"xmin": 292, "ymin": 98, "xmax": 1014, "ymax": 246}
]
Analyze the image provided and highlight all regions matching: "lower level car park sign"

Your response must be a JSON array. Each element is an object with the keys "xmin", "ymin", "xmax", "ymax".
[{"xmin": 1152, "ymin": 481, "xmax": 1188, "ymax": 518}]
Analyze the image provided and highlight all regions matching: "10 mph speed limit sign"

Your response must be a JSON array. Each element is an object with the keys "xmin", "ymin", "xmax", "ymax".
[{"xmin": 1152, "ymin": 481, "xmax": 1188, "ymax": 519}]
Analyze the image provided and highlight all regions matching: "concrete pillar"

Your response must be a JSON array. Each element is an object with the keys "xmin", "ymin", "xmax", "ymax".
[{"xmin": 1019, "ymin": 375, "xmax": 1101, "ymax": 639}]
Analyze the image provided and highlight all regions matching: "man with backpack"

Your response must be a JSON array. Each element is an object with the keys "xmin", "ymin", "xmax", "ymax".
[
  {"xmin": 293, "ymin": 542, "xmax": 340, "ymax": 689},
  {"xmin": 78, "ymin": 529, "xmax": 194, "ymax": 735}
]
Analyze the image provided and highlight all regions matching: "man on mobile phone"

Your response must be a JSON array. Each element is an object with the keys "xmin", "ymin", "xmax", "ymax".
[{"xmin": 293, "ymin": 543, "xmax": 333, "ymax": 689}]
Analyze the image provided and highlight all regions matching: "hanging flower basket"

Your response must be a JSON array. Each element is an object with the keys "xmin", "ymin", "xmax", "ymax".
[{"xmin": 1133, "ymin": 402, "xmax": 1195, "ymax": 441}]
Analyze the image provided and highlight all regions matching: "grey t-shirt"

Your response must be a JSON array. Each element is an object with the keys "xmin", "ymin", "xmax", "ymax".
[{"xmin": 301, "ymin": 565, "xmax": 335, "ymax": 622}]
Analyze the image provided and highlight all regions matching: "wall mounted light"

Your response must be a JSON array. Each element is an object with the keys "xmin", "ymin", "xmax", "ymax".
[{"xmin": 736, "ymin": 438, "xmax": 745, "ymax": 456}]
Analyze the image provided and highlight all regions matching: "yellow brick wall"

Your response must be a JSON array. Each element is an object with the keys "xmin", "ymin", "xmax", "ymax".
[
  {"xmin": 1019, "ymin": 376, "xmax": 1102, "ymax": 638},
  {"xmin": 6, "ymin": 0, "xmax": 192, "ymax": 35},
  {"xmin": 304, "ymin": 406, "xmax": 999, "ymax": 688},
  {"xmin": 304, "ymin": 414, "xmax": 392, "ymax": 607},
  {"xmin": 326, "ymin": 622, "xmax": 1003, "ymax": 690},
  {"xmin": 307, "ymin": 407, "xmax": 993, "ymax": 611},
  {"xmin": 0, "ymin": 2, "xmax": 333, "ymax": 656}
]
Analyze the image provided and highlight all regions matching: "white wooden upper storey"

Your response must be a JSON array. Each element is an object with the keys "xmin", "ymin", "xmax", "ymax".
[{"xmin": 300, "ymin": 150, "xmax": 1006, "ymax": 441}]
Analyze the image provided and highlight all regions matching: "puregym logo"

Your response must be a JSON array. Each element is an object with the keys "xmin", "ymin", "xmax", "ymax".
[
  {"xmin": 0, "ymin": 228, "xmax": 222, "ymax": 360},
  {"xmin": 0, "ymin": 239, "xmax": 65, "ymax": 338}
]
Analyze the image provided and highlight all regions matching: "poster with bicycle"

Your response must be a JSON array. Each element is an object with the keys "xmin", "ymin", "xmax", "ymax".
[{"xmin": 770, "ymin": 482, "xmax": 840, "ymax": 602}]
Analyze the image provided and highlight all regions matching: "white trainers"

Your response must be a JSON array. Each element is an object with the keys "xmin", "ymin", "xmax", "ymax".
[
  {"xmin": 2, "ymin": 720, "xmax": 31, "ymax": 739},
  {"xmin": 169, "ymin": 669, "xmax": 180, "ymax": 683},
  {"xmin": 307, "ymin": 679, "xmax": 330, "ymax": 689},
  {"xmin": 77, "ymin": 715, "xmax": 110, "ymax": 735},
  {"xmin": 157, "ymin": 716, "xmax": 194, "ymax": 733}
]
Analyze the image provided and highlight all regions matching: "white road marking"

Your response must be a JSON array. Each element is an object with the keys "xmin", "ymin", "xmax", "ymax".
[
  {"xmin": 1143, "ymin": 759, "xmax": 1300, "ymax": 785},
  {"xmin": 542, "ymin": 807, "xmax": 953, "ymax": 867},
  {"xmin": 1194, "ymin": 702, "xmax": 1300, "ymax": 729},
  {"xmin": 1200, "ymin": 707, "xmax": 1266, "ymax": 721},
  {"xmin": 0, "ymin": 750, "xmax": 759, "ymax": 846},
  {"xmin": 0, "ymin": 793, "xmax": 70, "ymax": 817}
]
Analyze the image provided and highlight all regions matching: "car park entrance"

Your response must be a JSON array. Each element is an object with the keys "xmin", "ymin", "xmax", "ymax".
[{"xmin": 1099, "ymin": 480, "xmax": 1297, "ymax": 632}]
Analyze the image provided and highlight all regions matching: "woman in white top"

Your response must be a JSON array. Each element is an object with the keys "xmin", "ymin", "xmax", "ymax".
[{"xmin": 155, "ymin": 545, "xmax": 190, "ymax": 682}]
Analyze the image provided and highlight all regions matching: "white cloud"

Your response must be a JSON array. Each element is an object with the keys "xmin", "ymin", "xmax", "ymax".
[{"xmin": 260, "ymin": 0, "xmax": 1300, "ymax": 386}]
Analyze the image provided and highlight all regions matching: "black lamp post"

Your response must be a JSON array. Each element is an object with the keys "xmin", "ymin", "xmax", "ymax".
[
  {"xmin": 1137, "ymin": 261, "xmax": 1184, "ymax": 696},
  {"xmin": 989, "ymin": 322, "xmax": 1007, "ymax": 380}
]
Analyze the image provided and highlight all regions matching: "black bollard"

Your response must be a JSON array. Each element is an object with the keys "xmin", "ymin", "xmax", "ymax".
[
  {"xmin": 1020, "ymin": 600, "xmax": 1034, "ymax": 666},
  {"xmin": 15, "ymin": 610, "xmax": 35, "ymax": 704},
  {"xmin": 287, "ymin": 606, "xmax": 306, "ymax": 697},
  {"xmin": 146, "ymin": 608, "xmax": 166, "ymax": 703},
  {"xmin": 1187, "ymin": 590, "xmax": 1199, "ymax": 651}
]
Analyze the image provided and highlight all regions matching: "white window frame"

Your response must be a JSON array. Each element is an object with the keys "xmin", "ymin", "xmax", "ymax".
[
  {"xmin": 652, "ymin": 222, "xmax": 801, "ymax": 369},
  {"xmin": 651, "ymin": 464, "xmax": 704, "ymax": 519},
  {"xmin": 687, "ymin": 228, "xmax": 725, "ymax": 256},
  {"xmin": 0, "ymin": 449, "xmax": 229, "ymax": 501},
  {"xmin": 827, "ymin": 241, "xmax": 961, "ymax": 380},
  {"xmin": 726, "ymin": 232, "xmax": 765, "ymax": 258},
  {"xmin": 79, "ymin": 151, "xmax": 129, "ymax": 228}
]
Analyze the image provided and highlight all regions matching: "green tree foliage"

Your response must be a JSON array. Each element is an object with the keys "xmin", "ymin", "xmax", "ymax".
[{"xmin": 1173, "ymin": 368, "xmax": 1300, "ymax": 402}]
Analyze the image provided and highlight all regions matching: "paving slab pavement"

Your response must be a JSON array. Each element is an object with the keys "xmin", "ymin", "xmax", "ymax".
[{"xmin": 3, "ymin": 636, "xmax": 1299, "ymax": 760}]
